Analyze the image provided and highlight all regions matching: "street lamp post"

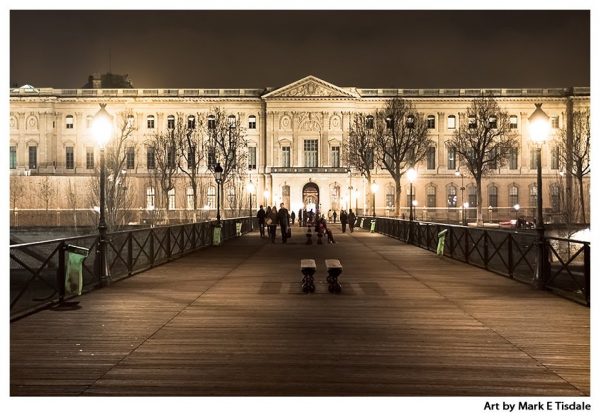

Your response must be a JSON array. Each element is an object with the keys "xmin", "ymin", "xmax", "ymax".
[
  {"xmin": 455, "ymin": 169, "xmax": 466, "ymax": 225},
  {"xmin": 370, "ymin": 181, "xmax": 379, "ymax": 217},
  {"xmin": 407, "ymin": 168, "xmax": 417, "ymax": 243},
  {"xmin": 528, "ymin": 103, "xmax": 550, "ymax": 288},
  {"xmin": 92, "ymin": 104, "xmax": 113, "ymax": 286},
  {"xmin": 247, "ymin": 179, "xmax": 255, "ymax": 231},
  {"xmin": 513, "ymin": 203, "xmax": 520, "ymax": 227},
  {"xmin": 213, "ymin": 162, "xmax": 223, "ymax": 224},
  {"xmin": 263, "ymin": 190, "xmax": 270, "ymax": 207}
]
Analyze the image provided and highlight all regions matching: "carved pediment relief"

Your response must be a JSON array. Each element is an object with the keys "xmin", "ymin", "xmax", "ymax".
[{"xmin": 264, "ymin": 75, "xmax": 359, "ymax": 99}]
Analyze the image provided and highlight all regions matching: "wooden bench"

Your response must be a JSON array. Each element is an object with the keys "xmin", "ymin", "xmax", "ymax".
[
  {"xmin": 300, "ymin": 259, "xmax": 316, "ymax": 293},
  {"xmin": 325, "ymin": 259, "xmax": 343, "ymax": 293}
]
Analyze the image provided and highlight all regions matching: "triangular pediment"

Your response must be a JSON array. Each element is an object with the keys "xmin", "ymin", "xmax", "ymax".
[{"xmin": 263, "ymin": 76, "xmax": 359, "ymax": 98}]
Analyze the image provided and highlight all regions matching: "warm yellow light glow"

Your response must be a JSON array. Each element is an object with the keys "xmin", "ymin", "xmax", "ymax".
[
  {"xmin": 407, "ymin": 168, "xmax": 417, "ymax": 183},
  {"xmin": 514, "ymin": 204, "xmax": 520, "ymax": 211},
  {"xmin": 528, "ymin": 103, "xmax": 550, "ymax": 144},
  {"xmin": 92, "ymin": 104, "xmax": 113, "ymax": 148},
  {"xmin": 371, "ymin": 181, "xmax": 379, "ymax": 193},
  {"xmin": 247, "ymin": 181, "xmax": 255, "ymax": 193},
  {"xmin": 263, "ymin": 190, "xmax": 270, "ymax": 198}
]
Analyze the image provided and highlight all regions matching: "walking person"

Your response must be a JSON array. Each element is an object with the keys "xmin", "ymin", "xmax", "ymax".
[
  {"xmin": 298, "ymin": 210, "xmax": 303, "ymax": 227},
  {"xmin": 290, "ymin": 210, "xmax": 296, "ymax": 226},
  {"xmin": 332, "ymin": 210, "xmax": 337, "ymax": 224},
  {"xmin": 267, "ymin": 206, "xmax": 278, "ymax": 243},
  {"xmin": 348, "ymin": 209, "xmax": 356, "ymax": 233},
  {"xmin": 340, "ymin": 209, "xmax": 348, "ymax": 233},
  {"xmin": 277, "ymin": 203, "xmax": 290, "ymax": 243},
  {"xmin": 256, "ymin": 205, "xmax": 266, "ymax": 238}
]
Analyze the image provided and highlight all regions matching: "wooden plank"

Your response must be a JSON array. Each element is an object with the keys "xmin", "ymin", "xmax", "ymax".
[{"xmin": 10, "ymin": 225, "xmax": 590, "ymax": 396}]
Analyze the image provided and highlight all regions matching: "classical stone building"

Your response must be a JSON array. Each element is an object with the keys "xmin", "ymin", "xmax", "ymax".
[{"xmin": 9, "ymin": 75, "xmax": 590, "ymax": 227}]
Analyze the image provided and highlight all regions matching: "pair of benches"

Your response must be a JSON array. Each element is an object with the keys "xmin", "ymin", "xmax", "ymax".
[{"xmin": 300, "ymin": 258, "xmax": 343, "ymax": 293}]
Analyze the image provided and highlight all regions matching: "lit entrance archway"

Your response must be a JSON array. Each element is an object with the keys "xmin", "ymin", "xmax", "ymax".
[{"xmin": 302, "ymin": 182, "xmax": 320, "ymax": 215}]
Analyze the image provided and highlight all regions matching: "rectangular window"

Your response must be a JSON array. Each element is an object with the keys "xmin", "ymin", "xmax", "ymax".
[
  {"xmin": 551, "ymin": 147, "xmax": 559, "ymax": 170},
  {"xmin": 66, "ymin": 146, "xmax": 74, "ymax": 169},
  {"xmin": 126, "ymin": 147, "xmax": 135, "ymax": 169},
  {"xmin": 447, "ymin": 146, "xmax": 456, "ymax": 170},
  {"xmin": 427, "ymin": 147, "xmax": 436, "ymax": 170},
  {"xmin": 551, "ymin": 116, "xmax": 559, "ymax": 129},
  {"xmin": 551, "ymin": 185, "xmax": 560, "ymax": 212},
  {"xmin": 187, "ymin": 146, "xmax": 196, "ymax": 169},
  {"xmin": 509, "ymin": 147, "xmax": 518, "ymax": 169},
  {"xmin": 168, "ymin": 189, "xmax": 176, "ymax": 210},
  {"xmin": 447, "ymin": 187, "xmax": 457, "ymax": 207},
  {"xmin": 167, "ymin": 147, "xmax": 176, "ymax": 169},
  {"xmin": 167, "ymin": 116, "xmax": 175, "ymax": 129},
  {"xmin": 208, "ymin": 117, "xmax": 216, "ymax": 130},
  {"xmin": 529, "ymin": 185, "xmax": 537, "ymax": 208},
  {"xmin": 282, "ymin": 146, "xmax": 291, "ymax": 167},
  {"xmin": 10, "ymin": 146, "xmax": 16, "ymax": 169},
  {"xmin": 386, "ymin": 193, "xmax": 394, "ymax": 208},
  {"xmin": 86, "ymin": 147, "xmax": 94, "ymax": 169},
  {"xmin": 147, "ymin": 116, "xmax": 155, "ymax": 129},
  {"xmin": 187, "ymin": 187, "xmax": 194, "ymax": 210},
  {"xmin": 447, "ymin": 115, "xmax": 456, "ymax": 129},
  {"xmin": 304, "ymin": 139, "xmax": 318, "ymax": 167},
  {"xmin": 488, "ymin": 148, "xmax": 497, "ymax": 170},
  {"xmin": 66, "ymin": 115, "xmax": 74, "ymax": 129},
  {"xmin": 468, "ymin": 116, "xmax": 477, "ymax": 129},
  {"xmin": 331, "ymin": 146, "xmax": 340, "ymax": 167},
  {"xmin": 147, "ymin": 146, "xmax": 156, "ymax": 170},
  {"xmin": 488, "ymin": 116, "xmax": 497, "ymax": 129},
  {"xmin": 530, "ymin": 149, "xmax": 539, "ymax": 169},
  {"xmin": 248, "ymin": 116, "xmax": 257, "ymax": 129},
  {"xmin": 509, "ymin": 115, "xmax": 518, "ymax": 129},
  {"xmin": 248, "ymin": 147, "xmax": 257, "ymax": 170},
  {"xmin": 207, "ymin": 186, "xmax": 216, "ymax": 208},
  {"xmin": 28, "ymin": 146, "xmax": 37, "ymax": 169},
  {"xmin": 426, "ymin": 116, "xmax": 435, "ymax": 129}
]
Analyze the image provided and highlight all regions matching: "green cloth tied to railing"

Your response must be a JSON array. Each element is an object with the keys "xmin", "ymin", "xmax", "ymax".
[
  {"xmin": 65, "ymin": 245, "xmax": 89, "ymax": 296},
  {"xmin": 437, "ymin": 229, "xmax": 448, "ymax": 256},
  {"xmin": 236, "ymin": 222, "xmax": 242, "ymax": 236}
]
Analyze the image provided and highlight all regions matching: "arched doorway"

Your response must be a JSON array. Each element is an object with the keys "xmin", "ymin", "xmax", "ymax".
[{"xmin": 302, "ymin": 182, "xmax": 319, "ymax": 216}]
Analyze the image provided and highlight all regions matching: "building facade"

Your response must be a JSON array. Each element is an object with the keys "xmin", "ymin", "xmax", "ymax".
[{"xmin": 9, "ymin": 76, "xmax": 590, "ymax": 227}]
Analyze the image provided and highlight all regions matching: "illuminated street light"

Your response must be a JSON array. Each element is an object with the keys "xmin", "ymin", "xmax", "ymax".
[
  {"xmin": 370, "ymin": 180, "xmax": 379, "ymax": 217},
  {"xmin": 92, "ymin": 104, "xmax": 113, "ymax": 286}
]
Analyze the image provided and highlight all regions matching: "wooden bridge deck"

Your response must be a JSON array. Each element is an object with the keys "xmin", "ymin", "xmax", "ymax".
[{"xmin": 10, "ymin": 224, "xmax": 590, "ymax": 397}]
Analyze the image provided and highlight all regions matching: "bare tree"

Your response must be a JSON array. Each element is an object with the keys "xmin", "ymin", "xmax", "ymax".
[
  {"xmin": 373, "ymin": 98, "xmax": 433, "ymax": 216},
  {"xmin": 66, "ymin": 179, "xmax": 78, "ymax": 230},
  {"xmin": 558, "ymin": 109, "xmax": 590, "ymax": 225},
  {"xmin": 199, "ymin": 107, "xmax": 249, "ymax": 219},
  {"xmin": 173, "ymin": 113, "xmax": 204, "ymax": 222},
  {"xmin": 345, "ymin": 112, "xmax": 378, "ymax": 198},
  {"xmin": 145, "ymin": 121, "xmax": 179, "ymax": 220},
  {"xmin": 446, "ymin": 94, "xmax": 518, "ymax": 225},
  {"xmin": 10, "ymin": 176, "xmax": 25, "ymax": 225},
  {"xmin": 89, "ymin": 110, "xmax": 138, "ymax": 230},
  {"xmin": 39, "ymin": 176, "xmax": 54, "ymax": 212}
]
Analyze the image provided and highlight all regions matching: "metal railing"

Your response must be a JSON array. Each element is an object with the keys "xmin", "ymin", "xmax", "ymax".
[
  {"xmin": 359, "ymin": 216, "xmax": 590, "ymax": 306},
  {"xmin": 10, "ymin": 217, "xmax": 255, "ymax": 320}
]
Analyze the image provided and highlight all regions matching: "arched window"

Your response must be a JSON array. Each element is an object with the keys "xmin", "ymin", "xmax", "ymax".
[
  {"xmin": 168, "ymin": 188, "xmax": 176, "ymax": 210},
  {"xmin": 488, "ymin": 185, "xmax": 498, "ymax": 208},
  {"xmin": 529, "ymin": 183, "xmax": 538, "ymax": 208},
  {"xmin": 146, "ymin": 115, "xmax": 155, "ymax": 129},
  {"xmin": 207, "ymin": 186, "xmax": 216, "ymax": 208},
  {"xmin": 406, "ymin": 115, "xmax": 415, "ymax": 129},
  {"xmin": 426, "ymin": 115, "xmax": 435, "ymax": 129},
  {"xmin": 208, "ymin": 115, "xmax": 216, "ymax": 129},
  {"xmin": 468, "ymin": 186, "xmax": 478, "ymax": 207},
  {"xmin": 509, "ymin": 185, "xmax": 519, "ymax": 206},
  {"xmin": 447, "ymin": 115, "xmax": 456, "ymax": 129},
  {"xmin": 248, "ymin": 115, "xmax": 256, "ymax": 129},
  {"xmin": 488, "ymin": 115, "xmax": 497, "ymax": 129},
  {"xmin": 385, "ymin": 183, "xmax": 395, "ymax": 208},
  {"xmin": 366, "ymin": 115, "xmax": 374, "ymax": 129},
  {"xmin": 447, "ymin": 185, "xmax": 457, "ymax": 207},
  {"xmin": 146, "ymin": 186, "xmax": 155, "ymax": 209},
  {"xmin": 385, "ymin": 115, "xmax": 394, "ymax": 129},
  {"xmin": 468, "ymin": 115, "xmax": 477, "ymax": 129},
  {"xmin": 551, "ymin": 183, "xmax": 561, "ymax": 212},
  {"xmin": 187, "ymin": 115, "xmax": 196, "ymax": 129},
  {"xmin": 127, "ymin": 114, "xmax": 135, "ymax": 128},
  {"xmin": 426, "ymin": 185, "xmax": 436, "ymax": 208},
  {"xmin": 228, "ymin": 115, "xmax": 236, "ymax": 127},
  {"xmin": 186, "ymin": 186, "xmax": 194, "ymax": 210},
  {"xmin": 167, "ymin": 115, "xmax": 175, "ymax": 129}
]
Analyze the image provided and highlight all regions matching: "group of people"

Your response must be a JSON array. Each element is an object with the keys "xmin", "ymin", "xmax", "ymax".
[
  {"xmin": 256, "ymin": 204, "xmax": 358, "ymax": 243},
  {"xmin": 256, "ymin": 203, "xmax": 291, "ymax": 243}
]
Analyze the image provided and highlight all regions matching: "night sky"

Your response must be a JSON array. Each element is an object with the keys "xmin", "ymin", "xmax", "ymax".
[{"xmin": 10, "ymin": 10, "xmax": 590, "ymax": 89}]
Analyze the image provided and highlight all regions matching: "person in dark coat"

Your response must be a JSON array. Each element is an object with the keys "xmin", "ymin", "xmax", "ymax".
[
  {"xmin": 332, "ymin": 210, "xmax": 337, "ymax": 223},
  {"xmin": 340, "ymin": 209, "xmax": 348, "ymax": 233},
  {"xmin": 277, "ymin": 203, "xmax": 290, "ymax": 243},
  {"xmin": 348, "ymin": 209, "xmax": 356, "ymax": 233},
  {"xmin": 290, "ymin": 210, "xmax": 296, "ymax": 225},
  {"xmin": 256, "ymin": 205, "xmax": 266, "ymax": 238},
  {"xmin": 266, "ymin": 206, "xmax": 278, "ymax": 243}
]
